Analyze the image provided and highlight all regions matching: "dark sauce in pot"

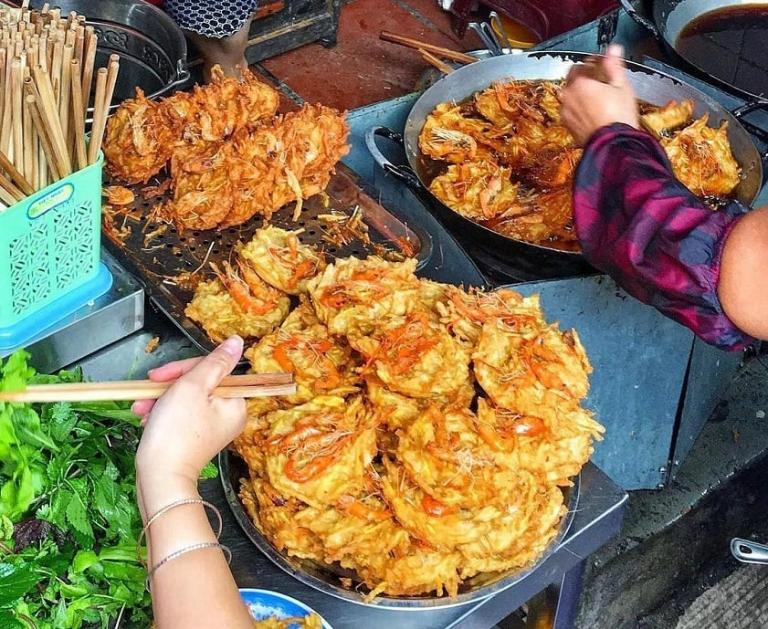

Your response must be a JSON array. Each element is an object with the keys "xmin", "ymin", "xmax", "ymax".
[{"xmin": 676, "ymin": 5, "xmax": 768, "ymax": 97}]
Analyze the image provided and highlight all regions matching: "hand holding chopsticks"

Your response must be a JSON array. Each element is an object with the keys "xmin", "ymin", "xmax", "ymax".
[{"xmin": 0, "ymin": 372, "xmax": 296, "ymax": 403}]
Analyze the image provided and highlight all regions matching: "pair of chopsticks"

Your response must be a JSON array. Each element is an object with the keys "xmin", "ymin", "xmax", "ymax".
[
  {"xmin": 380, "ymin": 31, "xmax": 476, "ymax": 73},
  {"xmin": 0, "ymin": 373, "xmax": 296, "ymax": 403}
]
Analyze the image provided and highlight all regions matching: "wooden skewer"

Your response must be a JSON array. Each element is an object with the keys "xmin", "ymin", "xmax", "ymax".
[
  {"xmin": 69, "ymin": 58, "xmax": 86, "ymax": 170},
  {"xmin": 87, "ymin": 66, "xmax": 107, "ymax": 164},
  {"xmin": 81, "ymin": 26, "xmax": 95, "ymax": 114},
  {"xmin": 0, "ymin": 374, "xmax": 297, "ymax": 403},
  {"xmin": 0, "ymin": 50, "xmax": 13, "ymax": 153},
  {"xmin": 0, "ymin": 171, "xmax": 21, "ymax": 205},
  {"xmin": 31, "ymin": 64, "xmax": 71, "ymax": 175},
  {"xmin": 22, "ymin": 85, "xmax": 33, "ymax": 182},
  {"xmin": 58, "ymin": 42, "xmax": 72, "ymax": 149},
  {"xmin": 379, "ymin": 31, "xmax": 477, "ymax": 64},
  {"xmin": 50, "ymin": 30, "xmax": 62, "ymax": 102},
  {"xmin": 27, "ymin": 372, "xmax": 294, "ymax": 392},
  {"xmin": 420, "ymin": 49, "xmax": 454, "ymax": 75}
]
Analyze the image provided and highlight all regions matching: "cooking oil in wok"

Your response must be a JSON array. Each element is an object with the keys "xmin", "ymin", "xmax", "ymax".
[{"xmin": 676, "ymin": 5, "xmax": 768, "ymax": 96}]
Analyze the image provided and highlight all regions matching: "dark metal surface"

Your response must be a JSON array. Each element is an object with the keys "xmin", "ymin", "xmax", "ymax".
[
  {"xmin": 26, "ymin": 0, "xmax": 190, "ymax": 109},
  {"xmin": 220, "ymin": 450, "xmax": 579, "ymax": 610},
  {"xmin": 370, "ymin": 50, "xmax": 763, "ymax": 279}
]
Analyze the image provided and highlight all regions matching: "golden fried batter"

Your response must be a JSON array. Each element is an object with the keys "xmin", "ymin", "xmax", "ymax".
[
  {"xmin": 640, "ymin": 99, "xmax": 694, "ymax": 138},
  {"xmin": 184, "ymin": 261, "xmax": 290, "ymax": 343},
  {"xmin": 419, "ymin": 103, "xmax": 496, "ymax": 163},
  {"xmin": 245, "ymin": 303, "xmax": 358, "ymax": 405},
  {"xmin": 476, "ymin": 395, "xmax": 604, "ymax": 486},
  {"xmin": 474, "ymin": 311, "xmax": 591, "ymax": 410},
  {"xmin": 429, "ymin": 161, "xmax": 523, "ymax": 221},
  {"xmin": 264, "ymin": 396, "xmax": 377, "ymax": 507},
  {"xmin": 238, "ymin": 226, "xmax": 327, "ymax": 295},
  {"xmin": 352, "ymin": 310, "xmax": 471, "ymax": 400},
  {"xmin": 661, "ymin": 114, "xmax": 741, "ymax": 197},
  {"xmin": 308, "ymin": 256, "xmax": 423, "ymax": 337}
]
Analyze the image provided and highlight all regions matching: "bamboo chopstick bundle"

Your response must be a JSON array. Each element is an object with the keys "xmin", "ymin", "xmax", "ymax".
[{"xmin": 0, "ymin": 4, "xmax": 119, "ymax": 208}]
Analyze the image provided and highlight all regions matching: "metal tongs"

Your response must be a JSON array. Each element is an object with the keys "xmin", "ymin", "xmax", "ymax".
[
  {"xmin": 731, "ymin": 538, "xmax": 768, "ymax": 565},
  {"xmin": 468, "ymin": 21, "xmax": 504, "ymax": 57}
]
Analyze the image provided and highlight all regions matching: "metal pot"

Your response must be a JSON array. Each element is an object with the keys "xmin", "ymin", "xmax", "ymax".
[
  {"xmin": 366, "ymin": 50, "xmax": 764, "ymax": 279},
  {"xmin": 620, "ymin": 0, "xmax": 768, "ymax": 102},
  {"xmin": 25, "ymin": 0, "xmax": 189, "ymax": 112}
]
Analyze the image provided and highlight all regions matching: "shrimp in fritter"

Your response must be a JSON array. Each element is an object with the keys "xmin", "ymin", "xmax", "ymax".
[
  {"xmin": 661, "ymin": 114, "xmax": 741, "ymax": 197},
  {"xmin": 184, "ymin": 261, "xmax": 290, "ymax": 342},
  {"xmin": 245, "ymin": 303, "xmax": 358, "ymax": 405},
  {"xmin": 238, "ymin": 226, "xmax": 327, "ymax": 295},
  {"xmin": 397, "ymin": 406, "xmax": 519, "ymax": 508},
  {"xmin": 419, "ymin": 103, "xmax": 496, "ymax": 164},
  {"xmin": 264, "ymin": 395, "xmax": 377, "ymax": 507},
  {"xmin": 352, "ymin": 310, "xmax": 472, "ymax": 400},
  {"xmin": 429, "ymin": 161, "xmax": 524, "ymax": 221},
  {"xmin": 476, "ymin": 395, "xmax": 604, "ymax": 486},
  {"xmin": 474, "ymin": 80, "xmax": 562, "ymax": 127},
  {"xmin": 473, "ymin": 310, "xmax": 592, "ymax": 410},
  {"xmin": 308, "ymin": 256, "xmax": 423, "ymax": 337},
  {"xmin": 640, "ymin": 99, "xmax": 694, "ymax": 138}
]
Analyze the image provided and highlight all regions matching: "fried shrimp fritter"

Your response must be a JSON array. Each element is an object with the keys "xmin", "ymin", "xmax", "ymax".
[
  {"xmin": 661, "ymin": 114, "xmax": 741, "ymax": 197},
  {"xmin": 476, "ymin": 395, "xmax": 604, "ymax": 486},
  {"xmin": 264, "ymin": 395, "xmax": 377, "ymax": 507},
  {"xmin": 104, "ymin": 89, "xmax": 182, "ymax": 184},
  {"xmin": 104, "ymin": 67, "xmax": 278, "ymax": 184},
  {"xmin": 474, "ymin": 80, "xmax": 562, "ymax": 127},
  {"xmin": 238, "ymin": 226, "xmax": 327, "ymax": 295},
  {"xmin": 352, "ymin": 310, "xmax": 471, "ymax": 399},
  {"xmin": 308, "ymin": 256, "xmax": 423, "ymax": 337},
  {"xmin": 245, "ymin": 303, "xmax": 358, "ymax": 405},
  {"xmin": 640, "ymin": 99, "xmax": 695, "ymax": 138},
  {"xmin": 473, "ymin": 311, "xmax": 592, "ymax": 410},
  {"xmin": 398, "ymin": 406, "xmax": 518, "ymax": 508},
  {"xmin": 224, "ymin": 246, "xmax": 604, "ymax": 600},
  {"xmin": 429, "ymin": 161, "xmax": 523, "ymax": 221},
  {"xmin": 184, "ymin": 261, "xmax": 290, "ymax": 343},
  {"xmin": 419, "ymin": 103, "xmax": 496, "ymax": 164}
]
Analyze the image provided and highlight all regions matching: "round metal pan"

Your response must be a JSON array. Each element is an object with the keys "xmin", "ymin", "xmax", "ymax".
[
  {"xmin": 366, "ymin": 50, "xmax": 763, "ymax": 278},
  {"xmin": 220, "ymin": 449, "xmax": 580, "ymax": 610},
  {"xmin": 620, "ymin": 0, "xmax": 768, "ymax": 102}
]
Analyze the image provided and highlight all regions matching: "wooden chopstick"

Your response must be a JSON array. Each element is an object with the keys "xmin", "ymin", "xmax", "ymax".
[
  {"xmin": 380, "ymin": 31, "xmax": 477, "ymax": 65},
  {"xmin": 420, "ymin": 49, "xmax": 454, "ymax": 74},
  {"xmin": 0, "ymin": 373, "xmax": 296, "ymax": 402}
]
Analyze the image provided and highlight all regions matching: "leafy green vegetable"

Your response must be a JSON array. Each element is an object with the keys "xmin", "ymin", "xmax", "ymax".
[
  {"xmin": 0, "ymin": 351, "xmax": 152, "ymax": 628},
  {"xmin": 200, "ymin": 461, "xmax": 219, "ymax": 480}
]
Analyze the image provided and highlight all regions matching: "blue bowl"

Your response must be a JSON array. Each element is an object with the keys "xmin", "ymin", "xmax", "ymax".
[{"xmin": 239, "ymin": 588, "xmax": 333, "ymax": 628}]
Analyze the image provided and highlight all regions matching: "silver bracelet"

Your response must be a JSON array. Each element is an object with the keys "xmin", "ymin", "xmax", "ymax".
[
  {"xmin": 145, "ymin": 542, "xmax": 232, "ymax": 591},
  {"xmin": 137, "ymin": 498, "xmax": 223, "ymax": 564}
]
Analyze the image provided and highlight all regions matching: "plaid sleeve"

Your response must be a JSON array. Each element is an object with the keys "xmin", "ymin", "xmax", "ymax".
[{"xmin": 573, "ymin": 123, "xmax": 754, "ymax": 351}]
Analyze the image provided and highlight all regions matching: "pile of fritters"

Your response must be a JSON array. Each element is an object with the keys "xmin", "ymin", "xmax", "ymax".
[
  {"xmin": 104, "ymin": 66, "xmax": 350, "ymax": 231},
  {"xmin": 420, "ymin": 80, "xmax": 741, "ymax": 251},
  {"xmin": 186, "ymin": 226, "xmax": 605, "ymax": 598}
]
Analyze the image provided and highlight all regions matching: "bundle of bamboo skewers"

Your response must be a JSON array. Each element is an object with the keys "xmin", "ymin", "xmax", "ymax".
[{"xmin": 0, "ymin": 1, "xmax": 119, "ymax": 210}]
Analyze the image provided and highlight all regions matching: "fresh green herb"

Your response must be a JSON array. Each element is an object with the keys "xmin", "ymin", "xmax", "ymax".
[{"xmin": 0, "ymin": 351, "xmax": 152, "ymax": 628}]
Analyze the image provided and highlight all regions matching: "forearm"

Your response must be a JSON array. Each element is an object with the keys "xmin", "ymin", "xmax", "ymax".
[
  {"xmin": 573, "ymin": 123, "xmax": 754, "ymax": 350},
  {"xmin": 138, "ymin": 473, "xmax": 252, "ymax": 629}
]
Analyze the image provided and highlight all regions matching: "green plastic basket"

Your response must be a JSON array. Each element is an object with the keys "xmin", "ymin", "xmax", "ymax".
[{"xmin": 0, "ymin": 155, "xmax": 103, "ymax": 329}]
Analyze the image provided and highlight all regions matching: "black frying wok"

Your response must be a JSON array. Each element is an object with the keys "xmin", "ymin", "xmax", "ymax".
[
  {"xmin": 366, "ymin": 50, "xmax": 763, "ymax": 279},
  {"xmin": 620, "ymin": 0, "xmax": 768, "ymax": 102}
]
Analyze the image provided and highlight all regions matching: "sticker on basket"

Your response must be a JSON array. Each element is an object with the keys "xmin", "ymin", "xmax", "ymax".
[{"xmin": 27, "ymin": 184, "xmax": 74, "ymax": 220}]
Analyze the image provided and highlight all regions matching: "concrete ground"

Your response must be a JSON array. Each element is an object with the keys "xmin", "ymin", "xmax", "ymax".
[{"xmin": 576, "ymin": 351, "xmax": 768, "ymax": 628}]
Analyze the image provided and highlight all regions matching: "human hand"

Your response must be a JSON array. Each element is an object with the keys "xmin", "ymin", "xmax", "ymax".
[
  {"xmin": 560, "ymin": 44, "xmax": 639, "ymax": 145},
  {"xmin": 133, "ymin": 336, "xmax": 247, "ymax": 496}
]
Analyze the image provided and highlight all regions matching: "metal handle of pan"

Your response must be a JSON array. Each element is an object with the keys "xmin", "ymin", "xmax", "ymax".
[
  {"xmin": 731, "ymin": 538, "xmax": 768, "ymax": 565},
  {"xmin": 468, "ymin": 22, "xmax": 504, "ymax": 57},
  {"xmin": 169, "ymin": 59, "xmax": 192, "ymax": 90},
  {"xmin": 365, "ymin": 126, "xmax": 423, "ymax": 190},
  {"xmin": 618, "ymin": 0, "xmax": 660, "ymax": 39}
]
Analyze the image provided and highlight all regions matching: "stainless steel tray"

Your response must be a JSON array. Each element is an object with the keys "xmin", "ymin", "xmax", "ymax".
[{"xmin": 219, "ymin": 449, "xmax": 580, "ymax": 611}]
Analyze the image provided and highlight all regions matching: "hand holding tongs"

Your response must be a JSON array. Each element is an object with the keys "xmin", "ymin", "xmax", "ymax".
[{"xmin": 731, "ymin": 538, "xmax": 768, "ymax": 565}]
